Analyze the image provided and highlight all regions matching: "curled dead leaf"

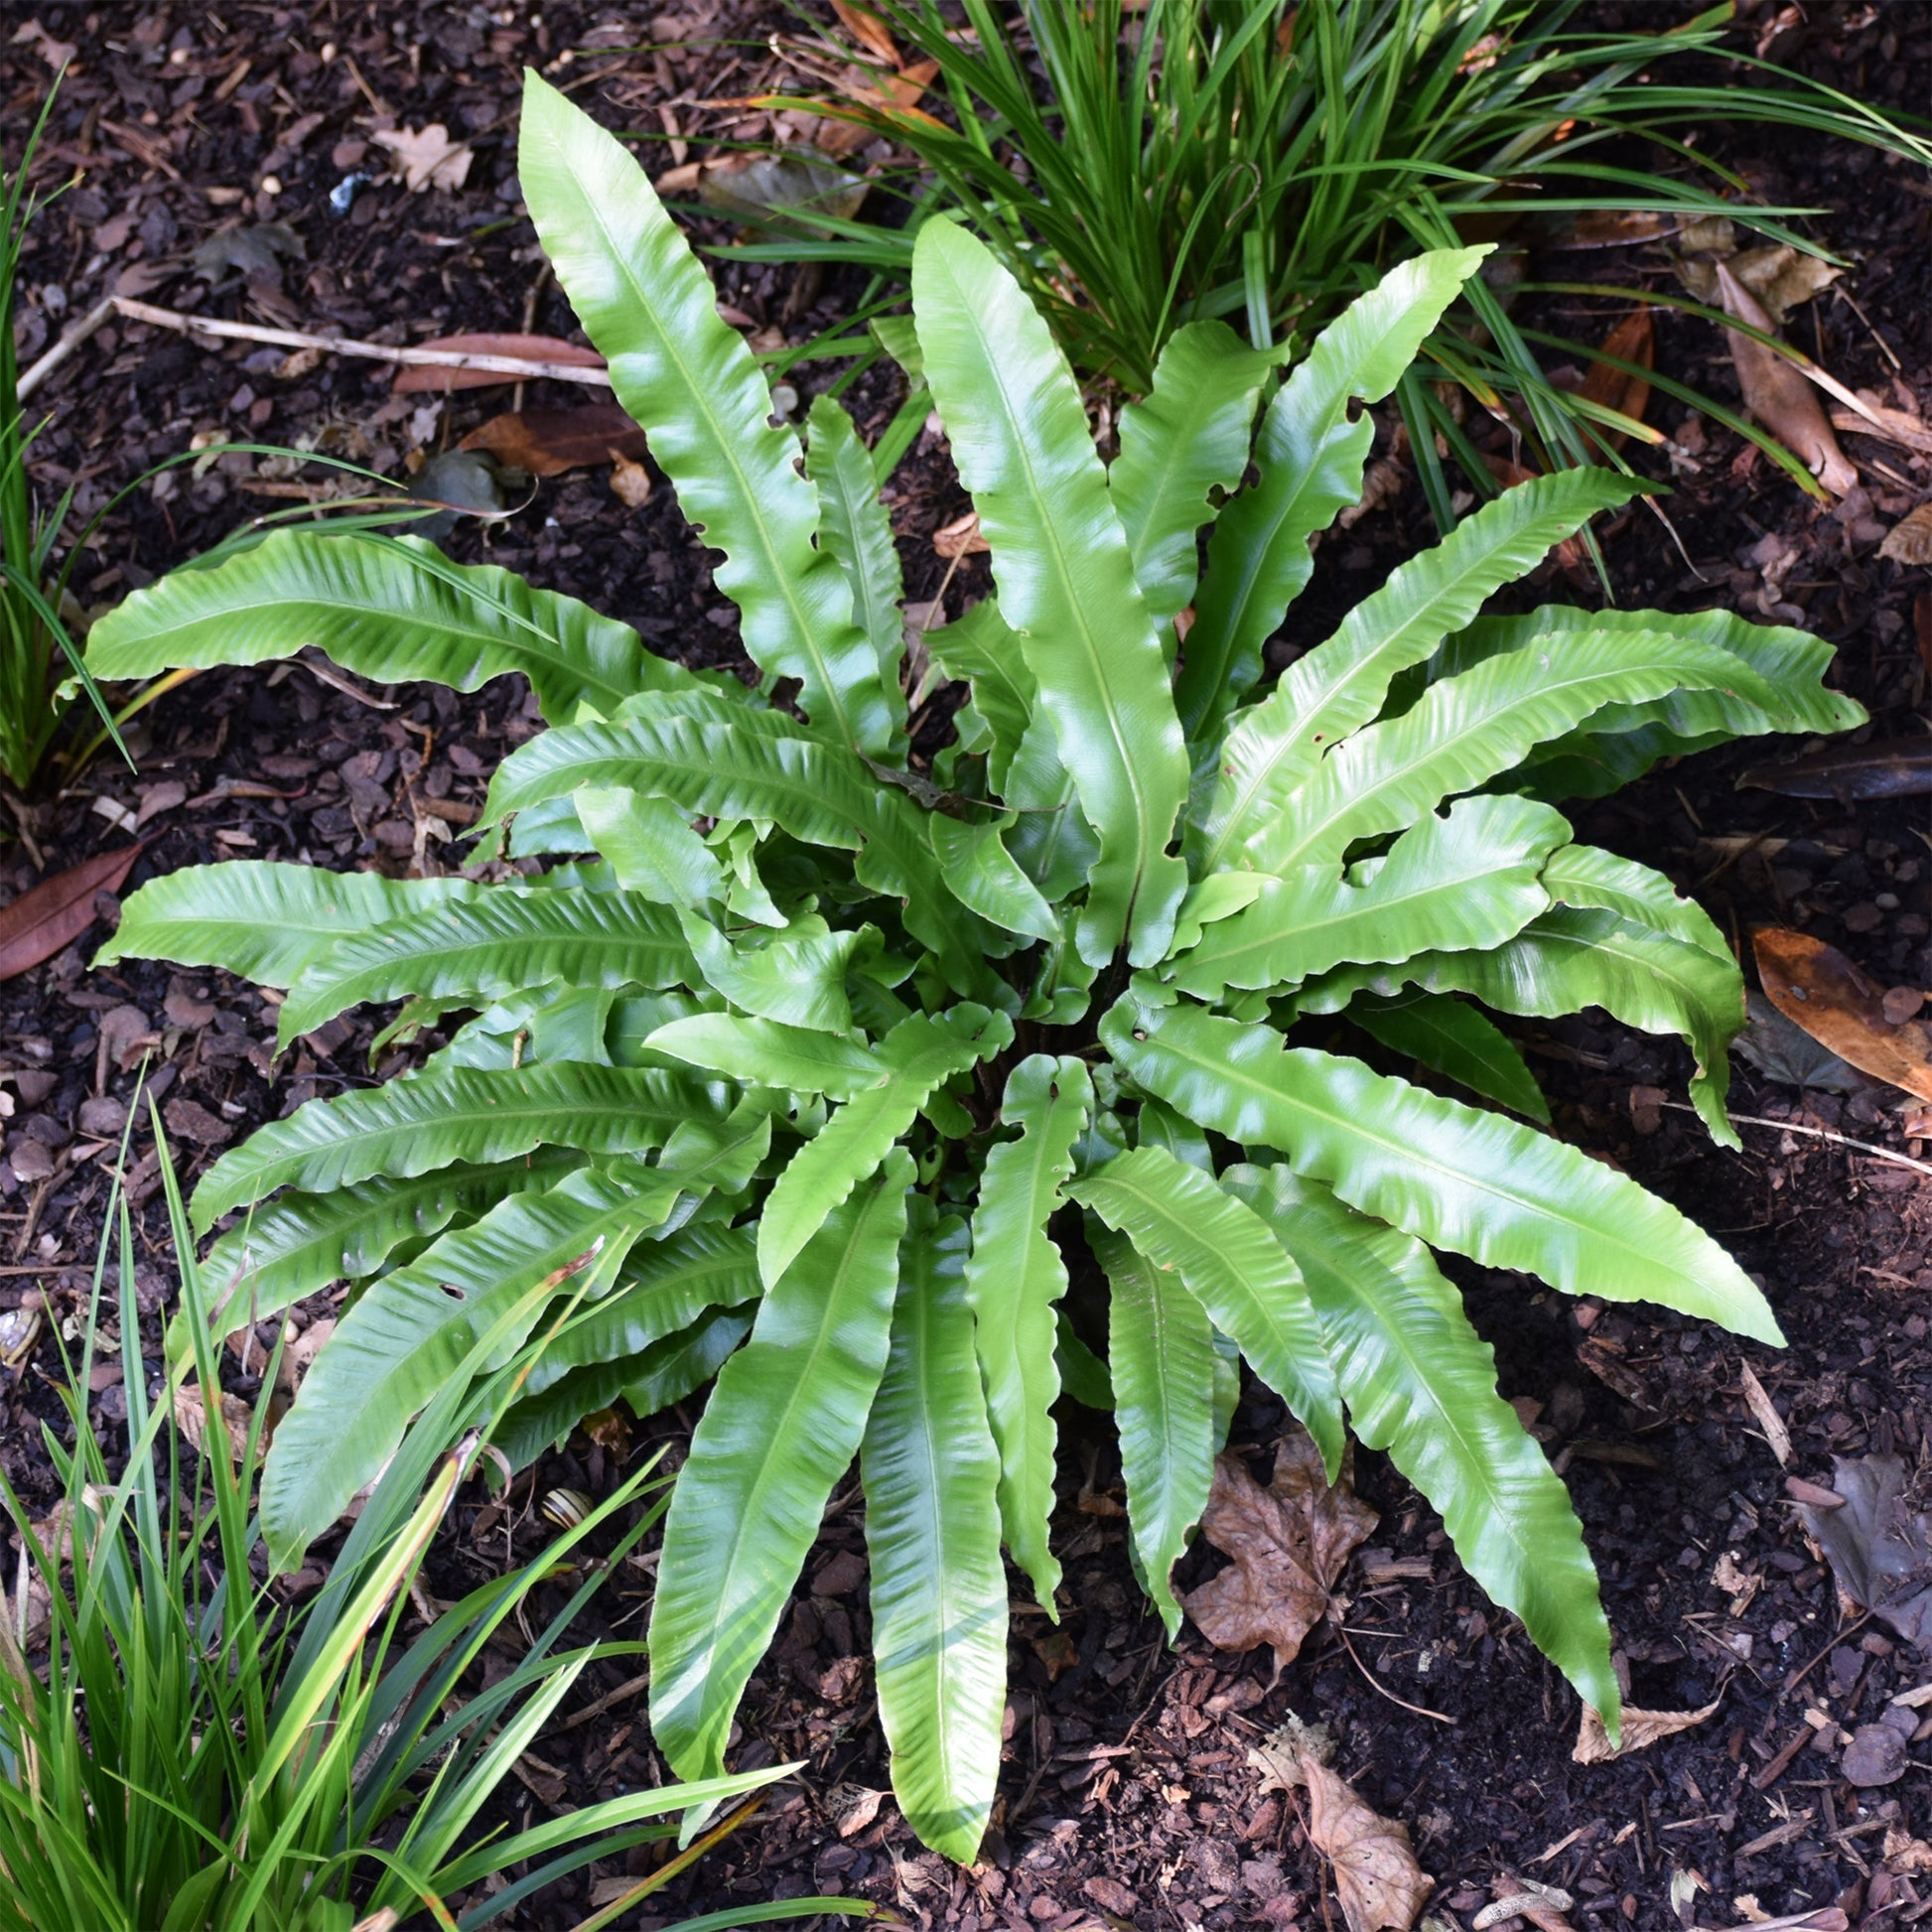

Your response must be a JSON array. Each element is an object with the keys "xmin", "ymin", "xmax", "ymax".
[
  {"xmin": 1303, "ymin": 1754, "xmax": 1433, "ymax": 1932},
  {"xmin": 931, "ymin": 509, "xmax": 991, "ymax": 559},
  {"xmin": 1246, "ymin": 1711, "xmax": 1336, "ymax": 1795},
  {"xmin": 609, "ymin": 455, "xmax": 653, "ymax": 509},
  {"xmin": 1573, "ymin": 1698, "xmax": 1720, "ymax": 1763},
  {"xmin": 175, "ymin": 1382, "xmax": 265, "ymax": 1464},
  {"xmin": 1181, "ymin": 1432, "xmax": 1378, "ymax": 1671},
  {"xmin": 1752, "ymin": 926, "xmax": 1932, "ymax": 1104},
  {"xmin": 1714, "ymin": 260, "xmax": 1856, "ymax": 496},
  {"xmin": 1879, "ymin": 501, "xmax": 1932, "ymax": 565}
]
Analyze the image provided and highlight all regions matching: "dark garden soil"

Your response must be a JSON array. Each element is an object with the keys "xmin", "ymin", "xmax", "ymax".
[{"xmin": 3, "ymin": 1, "xmax": 1930, "ymax": 1927}]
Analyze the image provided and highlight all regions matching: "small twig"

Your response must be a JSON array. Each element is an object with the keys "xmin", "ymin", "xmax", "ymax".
[
  {"xmin": 1330, "ymin": 1622, "xmax": 1455, "ymax": 1725},
  {"xmin": 20, "ymin": 295, "xmax": 615, "ymax": 400},
  {"xmin": 1662, "ymin": 1100, "xmax": 1932, "ymax": 1180},
  {"xmin": 557, "ymin": 1667, "xmax": 648, "ymax": 1731}
]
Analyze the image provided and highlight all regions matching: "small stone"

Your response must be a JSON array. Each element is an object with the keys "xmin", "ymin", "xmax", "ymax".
[
  {"xmin": 77, "ymin": 1096, "xmax": 128, "ymax": 1138},
  {"xmin": 1842, "ymin": 902, "xmax": 1883, "ymax": 933},
  {"xmin": 1881, "ymin": 985, "xmax": 1925, "ymax": 1026},
  {"xmin": 9, "ymin": 1140, "xmax": 54, "ymax": 1183},
  {"xmin": 1843, "ymin": 1723, "xmax": 1908, "ymax": 1787}
]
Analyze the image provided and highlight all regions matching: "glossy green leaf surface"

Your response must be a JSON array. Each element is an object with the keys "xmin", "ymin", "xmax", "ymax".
[
  {"xmin": 1252, "ymin": 627, "xmax": 1771, "ymax": 871},
  {"xmin": 576, "ymin": 787, "xmax": 727, "ymax": 904},
  {"xmin": 863, "ymin": 1208, "xmax": 1007, "ymax": 1863},
  {"xmin": 83, "ymin": 529, "xmax": 684, "ymax": 724},
  {"xmin": 758, "ymin": 1005, "xmax": 1013, "ymax": 1286},
  {"xmin": 963, "ymin": 1055, "xmax": 1090, "ymax": 1602},
  {"xmin": 96, "ymin": 861, "xmax": 484, "ymax": 990},
  {"xmin": 1347, "ymin": 991, "xmax": 1549, "ymax": 1123},
  {"xmin": 519, "ymin": 74, "xmax": 897, "ymax": 755},
  {"xmin": 1193, "ymin": 468, "xmax": 1644, "ymax": 873},
  {"xmin": 1168, "ymin": 794, "xmax": 1568, "ymax": 997},
  {"xmin": 193, "ymin": 1152, "xmax": 582, "ymax": 1340},
  {"xmin": 913, "ymin": 217, "xmax": 1188, "ymax": 967},
  {"xmin": 1110, "ymin": 320, "xmax": 1274, "ymax": 639},
  {"xmin": 647, "ymin": 1013, "xmax": 882, "ymax": 1098},
  {"xmin": 277, "ymin": 889, "xmax": 698, "ymax": 1044},
  {"xmin": 1540, "ymin": 844, "xmax": 1731, "ymax": 958},
  {"xmin": 1094, "ymin": 1222, "xmax": 1216, "ymax": 1639},
  {"xmin": 1227, "ymin": 1164, "xmax": 1618, "ymax": 1727},
  {"xmin": 649, "ymin": 1153, "xmax": 910, "ymax": 1779},
  {"xmin": 683, "ymin": 912, "xmax": 863, "ymax": 1034},
  {"xmin": 807, "ymin": 392, "xmax": 909, "ymax": 746},
  {"xmin": 1070, "ymin": 1144, "xmax": 1342, "ymax": 1473},
  {"xmin": 192, "ymin": 1062, "xmax": 728, "ymax": 1232},
  {"xmin": 263, "ymin": 1169, "xmax": 672, "ymax": 1563},
  {"xmin": 1102, "ymin": 998, "xmax": 1780, "ymax": 1341},
  {"xmin": 1176, "ymin": 249, "xmax": 1484, "ymax": 740}
]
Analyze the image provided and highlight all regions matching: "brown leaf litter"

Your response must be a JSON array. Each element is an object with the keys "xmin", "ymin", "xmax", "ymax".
[
  {"xmin": 1181, "ymin": 1429, "xmax": 1378, "ymax": 1672},
  {"xmin": 1303, "ymin": 1754, "xmax": 1433, "ymax": 1932},
  {"xmin": 1751, "ymin": 926, "xmax": 1932, "ymax": 1104},
  {"xmin": 1573, "ymin": 1697, "xmax": 1721, "ymax": 1763},
  {"xmin": 1795, "ymin": 1453, "xmax": 1932, "ymax": 1648},
  {"xmin": 1713, "ymin": 260, "xmax": 1857, "ymax": 496}
]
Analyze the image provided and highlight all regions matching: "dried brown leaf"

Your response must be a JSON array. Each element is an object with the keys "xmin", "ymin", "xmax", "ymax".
[
  {"xmin": 1715, "ymin": 261, "xmax": 1857, "ymax": 495},
  {"xmin": 174, "ymin": 1382, "xmax": 261, "ymax": 1464},
  {"xmin": 462, "ymin": 404, "xmax": 646, "ymax": 477},
  {"xmin": 830, "ymin": 0, "xmax": 899, "ymax": 65},
  {"xmin": 1752, "ymin": 926, "xmax": 1932, "ymax": 1104},
  {"xmin": 1736, "ymin": 739, "xmax": 1932, "ymax": 802},
  {"xmin": 275, "ymin": 1317, "xmax": 336, "ymax": 1397},
  {"xmin": 0, "ymin": 843, "xmax": 144, "ymax": 981},
  {"xmin": 1246, "ymin": 1712, "xmax": 1334, "ymax": 1794},
  {"xmin": 372, "ymin": 123, "xmax": 473, "ymax": 194},
  {"xmin": 1573, "ymin": 1698, "xmax": 1720, "ymax": 1763},
  {"xmin": 1303, "ymin": 1754, "xmax": 1433, "ymax": 1932},
  {"xmin": 1879, "ymin": 501, "xmax": 1932, "ymax": 565},
  {"xmin": 392, "ymin": 334, "xmax": 605, "ymax": 395},
  {"xmin": 609, "ymin": 455, "xmax": 653, "ymax": 508},
  {"xmin": 931, "ymin": 509, "xmax": 991, "ymax": 559},
  {"xmin": 1577, "ymin": 310, "xmax": 1654, "ymax": 450},
  {"xmin": 1797, "ymin": 1453, "xmax": 1932, "ymax": 1648},
  {"xmin": 1181, "ymin": 1431, "xmax": 1378, "ymax": 1671}
]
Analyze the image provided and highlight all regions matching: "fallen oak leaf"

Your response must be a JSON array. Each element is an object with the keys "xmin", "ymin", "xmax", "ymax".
[
  {"xmin": 1714, "ymin": 260, "xmax": 1856, "ymax": 496},
  {"xmin": 1181, "ymin": 1430, "xmax": 1378, "ymax": 1673},
  {"xmin": 1752, "ymin": 926, "xmax": 1932, "ymax": 1104},
  {"xmin": 1573, "ymin": 1697, "xmax": 1720, "ymax": 1763},
  {"xmin": 0, "ymin": 842, "xmax": 144, "ymax": 981},
  {"xmin": 372, "ymin": 122, "xmax": 474, "ymax": 194},
  {"xmin": 1302, "ymin": 1754, "xmax": 1433, "ymax": 1932}
]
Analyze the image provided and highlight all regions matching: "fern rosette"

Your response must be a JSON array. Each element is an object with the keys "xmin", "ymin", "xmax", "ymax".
[{"xmin": 88, "ymin": 72, "xmax": 1861, "ymax": 1863}]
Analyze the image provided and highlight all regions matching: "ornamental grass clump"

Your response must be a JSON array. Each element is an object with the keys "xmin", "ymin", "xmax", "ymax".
[{"xmin": 86, "ymin": 70, "xmax": 1860, "ymax": 1863}]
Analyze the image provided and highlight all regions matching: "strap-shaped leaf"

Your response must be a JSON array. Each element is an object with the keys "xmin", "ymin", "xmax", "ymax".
[
  {"xmin": 518, "ymin": 74, "xmax": 896, "ymax": 756},
  {"xmin": 912, "ymin": 217, "xmax": 1188, "ymax": 968},
  {"xmin": 1169, "ymin": 795, "xmax": 1568, "ymax": 999},
  {"xmin": 1070, "ymin": 1145, "xmax": 1342, "ymax": 1475},
  {"xmin": 501, "ymin": 1303, "xmax": 754, "ymax": 1470},
  {"xmin": 1093, "ymin": 1221, "xmax": 1216, "ymax": 1638},
  {"xmin": 276, "ymin": 888, "xmax": 697, "ymax": 1045},
  {"xmin": 963, "ymin": 1054, "xmax": 1090, "ymax": 1602},
  {"xmin": 1347, "ymin": 991, "xmax": 1550, "ymax": 1124},
  {"xmin": 1356, "ymin": 908, "xmax": 1744, "ymax": 1149},
  {"xmin": 649, "ymin": 1151, "xmax": 910, "ymax": 1779},
  {"xmin": 924, "ymin": 598, "xmax": 1037, "ymax": 796},
  {"xmin": 758, "ymin": 1005, "xmax": 1013, "ymax": 1286},
  {"xmin": 263, "ymin": 1169, "xmax": 672, "ymax": 1563},
  {"xmin": 1225, "ymin": 1164, "xmax": 1618, "ymax": 1729},
  {"xmin": 1443, "ymin": 604, "xmax": 1866, "ymax": 742},
  {"xmin": 96, "ymin": 861, "xmax": 484, "ymax": 989},
  {"xmin": 1193, "ymin": 469, "xmax": 1644, "ymax": 874},
  {"xmin": 1100, "ymin": 998, "xmax": 1779, "ymax": 1342},
  {"xmin": 193, "ymin": 1151, "xmax": 582, "ymax": 1341},
  {"xmin": 1175, "ymin": 248, "xmax": 1485, "ymax": 740},
  {"xmin": 577, "ymin": 788, "xmax": 727, "ymax": 905},
  {"xmin": 1109, "ymin": 320, "xmax": 1274, "ymax": 639},
  {"xmin": 683, "ymin": 911, "xmax": 863, "ymax": 1034},
  {"xmin": 519, "ymin": 1222, "xmax": 762, "ymax": 1402},
  {"xmin": 647, "ymin": 1013, "xmax": 881, "ymax": 1097},
  {"xmin": 806, "ymin": 392, "xmax": 909, "ymax": 748},
  {"xmin": 1540, "ymin": 844, "xmax": 1730, "ymax": 959},
  {"xmin": 928, "ymin": 815, "xmax": 1060, "ymax": 944},
  {"xmin": 863, "ymin": 1205, "xmax": 1007, "ymax": 1863},
  {"xmin": 1252, "ymin": 628, "xmax": 1771, "ymax": 872},
  {"xmin": 82, "ymin": 529, "xmax": 689, "ymax": 724},
  {"xmin": 485, "ymin": 709, "xmax": 999, "ymax": 1002},
  {"xmin": 192, "ymin": 1061, "xmax": 729, "ymax": 1232}
]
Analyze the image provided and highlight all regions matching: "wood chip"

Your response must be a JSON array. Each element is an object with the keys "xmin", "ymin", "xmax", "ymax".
[{"xmin": 1737, "ymin": 1362, "xmax": 1792, "ymax": 1465}]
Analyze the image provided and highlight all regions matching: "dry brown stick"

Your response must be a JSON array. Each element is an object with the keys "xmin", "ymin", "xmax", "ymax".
[
  {"xmin": 18, "ymin": 295, "xmax": 615, "ymax": 402},
  {"xmin": 1660, "ymin": 1099, "xmax": 1932, "ymax": 1180}
]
